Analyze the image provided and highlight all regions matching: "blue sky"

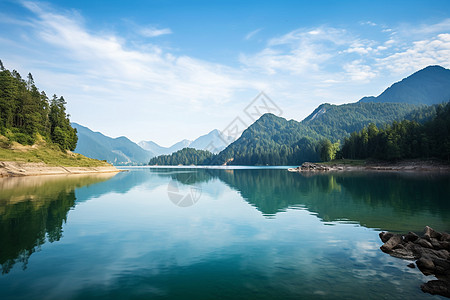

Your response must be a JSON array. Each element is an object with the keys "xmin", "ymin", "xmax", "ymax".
[{"xmin": 1, "ymin": 0, "xmax": 450, "ymax": 146}]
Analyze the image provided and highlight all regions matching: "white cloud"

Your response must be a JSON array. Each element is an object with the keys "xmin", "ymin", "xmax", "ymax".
[
  {"xmin": 241, "ymin": 27, "xmax": 351, "ymax": 75},
  {"xmin": 140, "ymin": 26, "xmax": 172, "ymax": 38},
  {"xmin": 245, "ymin": 28, "xmax": 262, "ymax": 40},
  {"xmin": 3, "ymin": 2, "xmax": 450, "ymax": 144},
  {"xmin": 377, "ymin": 33, "xmax": 450, "ymax": 73},
  {"xmin": 344, "ymin": 60, "xmax": 377, "ymax": 81}
]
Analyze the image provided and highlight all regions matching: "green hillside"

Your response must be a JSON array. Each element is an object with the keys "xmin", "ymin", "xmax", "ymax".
[
  {"xmin": 0, "ymin": 61, "xmax": 107, "ymax": 167},
  {"xmin": 149, "ymin": 147, "xmax": 213, "ymax": 165}
]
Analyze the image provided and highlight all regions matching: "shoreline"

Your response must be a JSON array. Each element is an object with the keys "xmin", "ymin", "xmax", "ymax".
[
  {"xmin": 0, "ymin": 161, "xmax": 122, "ymax": 177},
  {"xmin": 288, "ymin": 160, "xmax": 450, "ymax": 173}
]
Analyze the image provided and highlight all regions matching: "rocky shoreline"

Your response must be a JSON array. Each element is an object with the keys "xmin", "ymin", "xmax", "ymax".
[
  {"xmin": 0, "ymin": 161, "xmax": 121, "ymax": 177},
  {"xmin": 288, "ymin": 160, "xmax": 450, "ymax": 173},
  {"xmin": 379, "ymin": 226, "xmax": 450, "ymax": 298}
]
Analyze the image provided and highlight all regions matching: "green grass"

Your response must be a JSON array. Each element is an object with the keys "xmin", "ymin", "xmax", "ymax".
[{"xmin": 0, "ymin": 136, "xmax": 109, "ymax": 167}]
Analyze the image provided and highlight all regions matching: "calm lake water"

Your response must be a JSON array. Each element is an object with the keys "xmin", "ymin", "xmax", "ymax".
[{"xmin": 1, "ymin": 168, "xmax": 449, "ymax": 299}]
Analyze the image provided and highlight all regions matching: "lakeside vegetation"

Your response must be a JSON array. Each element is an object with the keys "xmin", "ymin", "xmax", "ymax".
[
  {"xmin": 149, "ymin": 147, "xmax": 213, "ymax": 165},
  {"xmin": 0, "ymin": 60, "xmax": 107, "ymax": 167},
  {"xmin": 0, "ymin": 60, "xmax": 77, "ymax": 150},
  {"xmin": 340, "ymin": 102, "xmax": 450, "ymax": 161}
]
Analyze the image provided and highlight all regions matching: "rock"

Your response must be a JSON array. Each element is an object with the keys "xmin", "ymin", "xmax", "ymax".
[
  {"xmin": 431, "ymin": 238, "xmax": 443, "ymax": 250},
  {"xmin": 423, "ymin": 226, "xmax": 442, "ymax": 241},
  {"xmin": 378, "ymin": 227, "xmax": 450, "ymax": 298},
  {"xmin": 416, "ymin": 257, "xmax": 435, "ymax": 275},
  {"xmin": 416, "ymin": 238, "xmax": 433, "ymax": 249},
  {"xmin": 407, "ymin": 263, "xmax": 415, "ymax": 268},
  {"xmin": 379, "ymin": 232, "xmax": 394, "ymax": 243},
  {"xmin": 441, "ymin": 241, "xmax": 450, "ymax": 251},
  {"xmin": 404, "ymin": 231, "xmax": 419, "ymax": 243},
  {"xmin": 421, "ymin": 280, "xmax": 450, "ymax": 298},
  {"xmin": 380, "ymin": 234, "xmax": 403, "ymax": 253},
  {"xmin": 441, "ymin": 232, "xmax": 450, "ymax": 242}
]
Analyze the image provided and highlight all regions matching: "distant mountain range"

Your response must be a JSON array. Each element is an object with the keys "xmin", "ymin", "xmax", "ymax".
[
  {"xmin": 359, "ymin": 65, "xmax": 450, "ymax": 105},
  {"xmin": 73, "ymin": 124, "xmax": 233, "ymax": 165},
  {"xmin": 73, "ymin": 65, "xmax": 450, "ymax": 166},
  {"xmin": 72, "ymin": 123, "xmax": 153, "ymax": 165},
  {"xmin": 139, "ymin": 129, "xmax": 233, "ymax": 156}
]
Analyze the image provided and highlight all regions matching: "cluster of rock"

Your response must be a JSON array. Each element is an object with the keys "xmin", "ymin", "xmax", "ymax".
[
  {"xmin": 288, "ymin": 162, "xmax": 343, "ymax": 172},
  {"xmin": 379, "ymin": 226, "xmax": 450, "ymax": 298}
]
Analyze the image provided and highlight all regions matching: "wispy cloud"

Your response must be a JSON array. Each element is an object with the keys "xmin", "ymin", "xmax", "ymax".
[
  {"xmin": 3, "ymin": 2, "xmax": 450, "ymax": 144},
  {"xmin": 140, "ymin": 26, "xmax": 172, "ymax": 38},
  {"xmin": 245, "ymin": 28, "xmax": 262, "ymax": 40},
  {"xmin": 377, "ymin": 33, "xmax": 450, "ymax": 74}
]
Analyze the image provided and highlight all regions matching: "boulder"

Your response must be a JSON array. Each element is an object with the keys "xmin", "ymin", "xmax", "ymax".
[
  {"xmin": 423, "ymin": 226, "xmax": 442, "ymax": 241},
  {"xmin": 404, "ymin": 231, "xmax": 419, "ymax": 243},
  {"xmin": 416, "ymin": 238, "xmax": 434, "ymax": 249},
  {"xmin": 379, "ymin": 226, "xmax": 450, "ymax": 298},
  {"xmin": 380, "ymin": 234, "xmax": 403, "ymax": 253},
  {"xmin": 416, "ymin": 257, "xmax": 435, "ymax": 275},
  {"xmin": 421, "ymin": 280, "xmax": 450, "ymax": 298},
  {"xmin": 379, "ymin": 232, "xmax": 394, "ymax": 243}
]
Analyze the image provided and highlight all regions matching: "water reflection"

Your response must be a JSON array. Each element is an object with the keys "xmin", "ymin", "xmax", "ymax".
[
  {"xmin": 0, "ymin": 173, "xmax": 116, "ymax": 273},
  {"xmin": 152, "ymin": 168, "xmax": 450, "ymax": 232},
  {"xmin": 1, "ymin": 168, "xmax": 449, "ymax": 299}
]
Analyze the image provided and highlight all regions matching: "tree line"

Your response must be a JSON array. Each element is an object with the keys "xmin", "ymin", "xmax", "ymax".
[
  {"xmin": 149, "ymin": 147, "xmax": 213, "ymax": 165},
  {"xmin": 0, "ymin": 60, "xmax": 77, "ymax": 150},
  {"xmin": 340, "ymin": 102, "xmax": 450, "ymax": 161}
]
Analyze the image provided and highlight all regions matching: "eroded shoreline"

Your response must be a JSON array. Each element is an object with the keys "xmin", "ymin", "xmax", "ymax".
[{"xmin": 0, "ymin": 161, "xmax": 122, "ymax": 177}]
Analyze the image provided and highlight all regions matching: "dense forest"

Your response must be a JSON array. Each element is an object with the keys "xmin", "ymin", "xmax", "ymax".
[
  {"xmin": 210, "ymin": 102, "xmax": 420, "ymax": 166},
  {"xmin": 0, "ymin": 60, "xmax": 77, "ymax": 150},
  {"xmin": 340, "ymin": 102, "xmax": 450, "ymax": 161},
  {"xmin": 148, "ymin": 103, "xmax": 442, "ymax": 166},
  {"xmin": 148, "ymin": 147, "xmax": 213, "ymax": 165}
]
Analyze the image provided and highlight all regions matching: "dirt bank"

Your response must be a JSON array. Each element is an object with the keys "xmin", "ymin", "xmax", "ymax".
[{"xmin": 0, "ymin": 161, "xmax": 121, "ymax": 177}]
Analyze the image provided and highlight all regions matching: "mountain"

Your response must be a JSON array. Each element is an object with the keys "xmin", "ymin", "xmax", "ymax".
[
  {"xmin": 212, "ymin": 114, "xmax": 322, "ymax": 165},
  {"xmin": 301, "ymin": 102, "xmax": 418, "ymax": 141},
  {"xmin": 72, "ymin": 123, "xmax": 153, "ymax": 165},
  {"xmin": 213, "ymin": 65, "xmax": 450, "ymax": 165},
  {"xmin": 168, "ymin": 139, "xmax": 192, "ymax": 153},
  {"xmin": 137, "ymin": 140, "xmax": 167, "ymax": 157},
  {"xmin": 360, "ymin": 65, "xmax": 450, "ymax": 105},
  {"xmin": 139, "ymin": 129, "xmax": 233, "ymax": 156},
  {"xmin": 189, "ymin": 129, "xmax": 234, "ymax": 152}
]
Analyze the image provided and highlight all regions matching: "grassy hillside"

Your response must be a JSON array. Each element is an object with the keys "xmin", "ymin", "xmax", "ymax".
[{"xmin": 0, "ymin": 135, "xmax": 109, "ymax": 167}]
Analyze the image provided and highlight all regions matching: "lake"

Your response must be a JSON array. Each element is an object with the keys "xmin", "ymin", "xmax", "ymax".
[{"xmin": 1, "ymin": 167, "xmax": 449, "ymax": 299}]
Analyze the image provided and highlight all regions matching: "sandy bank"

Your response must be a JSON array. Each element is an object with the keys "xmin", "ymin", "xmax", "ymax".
[
  {"xmin": 0, "ymin": 161, "xmax": 122, "ymax": 177},
  {"xmin": 288, "ymin": 160, "xmax": 450, "ymax": 173}
]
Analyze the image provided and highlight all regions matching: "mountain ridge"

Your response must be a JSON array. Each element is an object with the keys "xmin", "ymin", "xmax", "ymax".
[
  {"xmin": 359, "ymin": 65, "xmax": 450, "ymax": 105},
  {"xmin": 139, "ymin": 129, "xmax": 233, "ymax": 156},
  {"xmin": 72, "ymin": 123, "xmax": 153, "ymax": 165}
]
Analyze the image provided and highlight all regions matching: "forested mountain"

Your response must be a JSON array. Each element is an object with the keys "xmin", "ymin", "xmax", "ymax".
[
  {"xmin": 72, "ymin": 123, "xmax": 152, "ymax": 165},
  {"xmin": 340, "ymin": 101, "xmax": 450, "ymax": 161},
  {"xmin": 359, "ymin": 65, "xmax": 450, "ymax": 105},
  {"xmin": 211, "ymin": 102, "xmax": 419, "ymax": 165},
  {"xmin": 139, "ymin": 129, "xmax": 233, "ymax": 155},
  {"xmin": 148, "ymin": 147, "xmax": 213, "ymax": 165},
  {"xmin": 0, "ymin": 60, "xmax": 77, "ymax": 150},
  {"xmin": 209, "ymin": 65, "xmax": 450, "ymax": 166},
  {"xmin": 212, "ymin": 114, "xmax": 322, "ymax": 165},
  {"xmin": 302, "ymin": 102, "xmax": 418, "ymax": 141}
]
